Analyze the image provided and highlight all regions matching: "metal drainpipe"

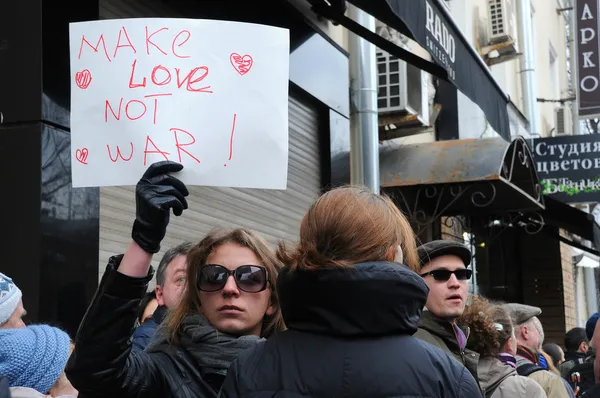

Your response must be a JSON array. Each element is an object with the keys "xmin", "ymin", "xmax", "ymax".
[
  {"xmin": 516, "ymin": 0, "xmax": 540, "ymax": 135},
  {"xmin": 348, "ymin": 4, "xmax": 380, "ymax": 193}
]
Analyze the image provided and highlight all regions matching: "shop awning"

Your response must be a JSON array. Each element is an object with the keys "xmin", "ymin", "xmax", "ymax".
[
  {"xmin": 379, "ymin": 137, "xmax": 544, "ymax": 216},
  {"xmin": 537, "ymin": 196, "xmax": 600, "ymax": 254},
  {"xmin": 309, "ymin": 0, "xmax": 511, "ymax": 141}
]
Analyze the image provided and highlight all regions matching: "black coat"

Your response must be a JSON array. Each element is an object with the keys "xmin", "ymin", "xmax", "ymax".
[
  {"xmin": 220, "ymin": 262, "xmax": 482, "ymax": 398},
  {"xmin": 65, "ymin": 256, "xmax": 247, "ymax": 398}
]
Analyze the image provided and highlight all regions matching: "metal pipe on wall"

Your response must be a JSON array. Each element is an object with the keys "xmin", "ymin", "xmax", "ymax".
[
  {"xmin": 516, "ymin": 0, "xmax": 540, "ymax": 135},
  {"xmin": 348, "ymin": 4, "xmax": 380, "ymax": 193}
]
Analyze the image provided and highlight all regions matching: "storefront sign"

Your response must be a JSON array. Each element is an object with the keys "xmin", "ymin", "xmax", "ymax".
[
  {"xmin": 531, "ymin": 134, "xmax": 600, "ymax": 203},
  {"xmin": 69, "ymin": 18, "xmax": 290, "ymax": 188},
  {"xmin": 576, "ymin": 0, "xmax": 600, "ymax": 118}
]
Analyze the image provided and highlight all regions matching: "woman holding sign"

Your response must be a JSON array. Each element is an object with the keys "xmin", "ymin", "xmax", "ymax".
[
  {"xmin": 219, "ymin": 187, "xmax": 481, "ymax": 397},
  {"xmin": 65, "ymin": 161, "xmax": 284, "ymax": 397}
]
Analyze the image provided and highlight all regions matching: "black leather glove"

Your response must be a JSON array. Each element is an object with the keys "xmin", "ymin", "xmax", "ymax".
[{"xmin": 131, "ymin": 161, "xmax": 189, "ymax": 253}]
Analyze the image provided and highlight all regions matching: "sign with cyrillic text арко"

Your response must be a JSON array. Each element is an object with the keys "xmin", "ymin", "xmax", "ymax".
[{"xmin": 69, "ymin": 18, "xmax": 290, "ymax": 189}]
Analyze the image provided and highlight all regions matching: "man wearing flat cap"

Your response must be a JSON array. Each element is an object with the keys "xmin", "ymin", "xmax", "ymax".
[
  {"xmin": 414, "ymin": 240, "xmax": 480, "ymax": 383},
  {"xmin": 503, "ymin": 303, "xmax": 571, "ymax": 398}
]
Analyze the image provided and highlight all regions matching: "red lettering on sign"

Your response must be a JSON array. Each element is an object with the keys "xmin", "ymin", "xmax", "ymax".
[
  {"xmin": 129, "ymin": 59, "xmax": 147, "ymax": 88},
  {"xmin": 105, "ymin": 98, "xmax": 124, "ymax": 122},
  {"xmin": 125, "ymin": 100, "xmax": 147, "ymax": 121},
  {"xmin": 175, "ymin": 66, "xmax": 212, "ymax": 93},
  {"xmin": 145, "ymin": 26, "xmax": 168, "ymax": 56},
  {"xmin": 113, "ymin": 27, "xmax": 137, "ymax": 58},
  {"xmin": 172, "ymin": 128, "xmax": 200, "ymax": 163},
  {"xmin": 143, "ymin": 136, "xmax": 170, "ymax": 166},
  {"xmin": 107, "ymin": 142, "xmax": 135, "ymax": 162},
  {"xmin": 78, "ymin": 34, "xmax": 111, "ymax": 62},
  {"xmin": 172, "ymin": 30, "xmax": 191, "ymax": 58},
  {"xmin": 151, "ymin": 65, "xmax": 172, "ymax": 86}
]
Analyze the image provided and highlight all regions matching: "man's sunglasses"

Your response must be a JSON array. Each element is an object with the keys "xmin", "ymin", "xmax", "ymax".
[
  {"xmin": 197, "ymin": 264, "xmax": 269, "ymax": 293},
  {"xmin": 420, "ymin": 268, "xmax": 473, "ymax": 282}
]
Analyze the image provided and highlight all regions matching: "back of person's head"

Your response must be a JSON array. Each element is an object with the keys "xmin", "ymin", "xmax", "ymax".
[
  {"xmin": 0, "ymin": 325, "xmax": 72, "ymax": 395},
  {"xmin": 278, "ymin": 186, "xmax": 418, "ymax": 272},
  {"xmin": 167, "ymin": 228, "xmax": 285, "ymax": 342},
  {"xmin": 543, "ymin": 343, "xmax": 565, "ymax": 366},
  {"xmin": 565, "ymin": 327, "xmax": 589, "ymax": 353},
  {"xmin": 137, "ymin": 290, "xmax": 157, "ymax": 324},
  {"xmin": 587, "ymin": 312, "xmax": 600, "ymax": 342},
  {"xmin": 459, "ymin": 296, "xmax": 515, "ymax": 356}
]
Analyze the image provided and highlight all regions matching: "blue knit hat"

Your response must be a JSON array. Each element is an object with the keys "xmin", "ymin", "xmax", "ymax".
[
  {"xmin": 0, "ymin": 272, "xmax": 22, "ymax": 325},
  {"xmin": 587, "ymin": 312, "xmax": 600, "ymax": 341},
  {"xmin": 0, "ymin": 325, "xmax": 71, "ymax": 394}
]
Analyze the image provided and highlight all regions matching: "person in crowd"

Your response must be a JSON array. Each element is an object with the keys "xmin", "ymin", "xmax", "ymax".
[
  {"xmin": 0, "ymin": 272, "xmax": 26, "ymax": 329},
  {"xmin": 562, "ymin": 314, "xmax": 598, "ymax": 396},
  {"xmin": 131, "ymin": 291, "xmax": 158, "ymax": 351},
  {"xmin": 65, "ymin": 161, "xmax": 285, "ymax": 397},
  {"xmin": 559, "ymin": 327, "xmax": 590, "ymax": 379},
  {"xmin": 540, "ymin": 349, "xmax": 562, "ymax": 375},
  {"xmin": 0, "ymin": 324, "xmax": 78, "ymax": 397},
  {"xmin": 220, "ymin": 187, "xmax": 481, "ymax": 397},
  {"xmin": 460, "ymin": 295, "xmax": 546, "ymax": 397},
  {"xmin": 503, "ymin": 303, "xmax": 572, "ymax": 398},
  {"xmin": 414, "ymin": 240, "xmax": 480, "ymax": 382},
  {"xmin": 0, "ymin": 377, "xmax": 10, "ymax": 398},
  {"xmin": 544, "ymin": 343, "xmax": 566, "ymax": 368},
  {"xmin": 132, "ymin": 242, "xmax": 193, "ymax": 351}
]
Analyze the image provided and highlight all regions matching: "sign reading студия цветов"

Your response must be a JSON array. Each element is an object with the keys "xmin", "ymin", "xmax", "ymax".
[{"xmin": 69, "ymin": 18, "xmax": 290, "ymax": 189}]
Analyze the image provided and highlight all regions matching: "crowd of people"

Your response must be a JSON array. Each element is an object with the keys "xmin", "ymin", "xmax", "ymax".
[{"xmin": 1, "ymin": 160, "xmax": 600, "ymax": 397}]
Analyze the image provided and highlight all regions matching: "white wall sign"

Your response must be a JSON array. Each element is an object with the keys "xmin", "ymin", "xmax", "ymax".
[{"xmin": 69, "ymin": 18, "xmax": 290, "ymax": 189}]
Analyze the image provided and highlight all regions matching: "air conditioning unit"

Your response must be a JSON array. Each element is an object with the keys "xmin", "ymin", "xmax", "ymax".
[
  {"xmin": 487, "ymin": 0, "xmax": 519, "ymax": 46},
  {"xmin": 554, "ymin": 107, "xmax": 570, "ymax": 136},
  {"xmin": 376, "ymin": 50, "xmax": 430, "ymax": 132}
]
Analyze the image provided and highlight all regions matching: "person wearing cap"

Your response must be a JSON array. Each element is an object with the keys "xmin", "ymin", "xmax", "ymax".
[
  {"xmin": 414, "ymin": 240, "xmax": 480, "ymax": 382},
  {"xmin": 0, "ymin": 324, "xmax": 78, "ymax": 397},
  {"xmin": 503, "ymin": 303, "xmax": 571, "ymax": 398},
  {"xmin": 0, "ymin": 272, "xmax": 26, "ymax": 329}
]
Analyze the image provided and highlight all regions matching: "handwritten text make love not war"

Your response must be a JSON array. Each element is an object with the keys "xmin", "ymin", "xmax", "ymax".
[{"xmin": 74, "ymin": 25, "xmax": 254, "ymax": 167}]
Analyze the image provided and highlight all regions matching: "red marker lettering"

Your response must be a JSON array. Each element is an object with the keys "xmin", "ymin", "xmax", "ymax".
[
  {"xmin": 175, "ymin": 67, "xmax": 212, "ymax": 93},
  {"xmin": 129, "ymin": 59, "xmax": 147, "ymax": 88},
  {"xmin": 113, "ymin": 27, "xmax": 136, "ymax": 58},
  {"xmin": 145, "ymin": 26, "xmax": 168, "ymax": 56},
  {"xmin": 172, "ymin": 30, "xmax": 191, "ymax": 58},
  {"xmin": 107, "ymin": 142, "xmax": 134, "ymax": 162},
  {"xmin": 151, "ymin": 65, "xmax": 172, "ymax": 86},
  {"xmin": 78, "ymin": 34, "xmax": 111, "ymax": 62},
  {"xmin": 172, "ymin": 128, "xmax": 200, "ymax": 163},
  {"xmin": 143, "ymin": 136, "xmax": 170, "ymax": 166},
  {"xmin": 144, "ymin": 93, "xmax": 172, "ymax": 125},
  {"xmin": 125, "ymin": 100, "xmax": 147, "ymax": 121},
  {"xmin": 105, "ymin": 98, "xmax": 124, "ymax": 122}
]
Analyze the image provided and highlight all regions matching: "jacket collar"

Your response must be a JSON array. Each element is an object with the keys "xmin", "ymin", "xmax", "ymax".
[
  {"xmin": 152, "ymin": 305, "xmax": 169, "ymax": 324},
  {"xmin": 419, "ymin": 311, "xmax": 470, "ymax": 349},
  {"xmin": 277, "ymin": 262, "xmax": 429, "ymax": 337},
  {"xmin": 516, "ymin": 345, "xmax": 539, "ymax": 364},
  {"xmin": 478, "ymin": 356, "xmax": 516, "ymax": 392}
]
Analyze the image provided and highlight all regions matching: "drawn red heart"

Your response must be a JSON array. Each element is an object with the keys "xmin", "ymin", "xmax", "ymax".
[
  {"xmin": 75, "ymin": 69, "xmax": 93, "ymax": 89},
  {"xmin": 75, "ymin": 148, "xmax": 89, "ymax": 165},
  {"xmin": 230, "ymin": 53, "xmax": 253, "ymax": 76}
]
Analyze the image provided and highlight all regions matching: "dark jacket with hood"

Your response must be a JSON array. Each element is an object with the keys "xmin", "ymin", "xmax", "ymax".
[
  {"xmin": 65, "ymin": 255, "xmax": 263, "ymax": 398},
  {"xmin": 415, "ymin": 310, "xmax": 481, "ymax": 382},
  {"xmin": 220, "ymin": 262, "xmax": 482, "ymax": 398}
]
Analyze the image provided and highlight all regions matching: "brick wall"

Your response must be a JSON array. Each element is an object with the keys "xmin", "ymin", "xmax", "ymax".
[{"xmin": 560, "ymin": 231, "xmax": 577, "ymax": 332}]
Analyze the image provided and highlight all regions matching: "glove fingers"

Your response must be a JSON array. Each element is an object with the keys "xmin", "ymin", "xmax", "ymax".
[
  {"xmin": 153, "ymin": 185, "xmax": 189, "ymax": 210},
  {"xmin": 143, "ymin": 161, "xmax": 184, "ymax": 180},
  {"xmin": 147, "ymin": 174, "xmax": 189, "ymax": 197},
  {"xmin": 159, "ymin": 196, "xmax": 186, "ymax": 216}
]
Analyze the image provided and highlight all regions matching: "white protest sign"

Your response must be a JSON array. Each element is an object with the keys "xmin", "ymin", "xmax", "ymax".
[{"xmin": 69, "ymin": 18, "xmax": 290, "ymax": 189}]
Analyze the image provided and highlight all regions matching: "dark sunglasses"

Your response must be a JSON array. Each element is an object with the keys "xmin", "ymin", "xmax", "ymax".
[
  {"xmin": 198, "ymin": 264, "xmax": 269, "ymax": 293},
  {"xmin": 420, "ymin": 268, "xmax": 473, "ymax": 282}
]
